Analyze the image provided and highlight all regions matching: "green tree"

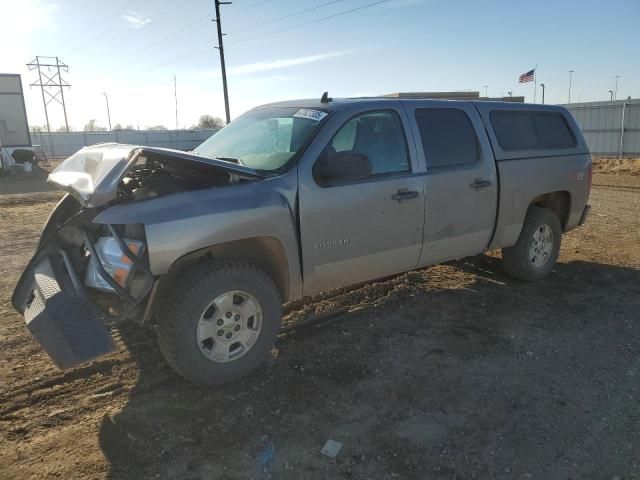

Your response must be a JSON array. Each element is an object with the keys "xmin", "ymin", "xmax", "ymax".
[
  {"xmin": 84, "ymin": 119, "xmax": 107, "ymax": 132},
  {"xmin": 197, "ymin": 115, "xmax": 225, "ymax": 129}
]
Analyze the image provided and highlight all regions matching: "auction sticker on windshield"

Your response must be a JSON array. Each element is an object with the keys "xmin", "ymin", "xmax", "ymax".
[{"xmin": 293, "ymin": 108, "xmax": 328, "ymax": 122}]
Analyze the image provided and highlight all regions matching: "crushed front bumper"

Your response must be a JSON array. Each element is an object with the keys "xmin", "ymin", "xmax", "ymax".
[
  {"xmin": 13, "ymin": 216, "xmax": 154, "ymax": 369},
  {"xmin": 23, "ymin": 255, "xmax": 115, "ymax": 368}
]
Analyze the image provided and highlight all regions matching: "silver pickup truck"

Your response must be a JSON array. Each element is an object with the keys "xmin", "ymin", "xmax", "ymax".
[{"xmin": 12, "ymin": 95, "xmax": 592, "ymax": 385}]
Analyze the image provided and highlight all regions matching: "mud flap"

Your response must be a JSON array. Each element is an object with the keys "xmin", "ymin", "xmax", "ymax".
[{"xmin": 24, "ymin": 257, "xmax": 116, "ymax": 369}]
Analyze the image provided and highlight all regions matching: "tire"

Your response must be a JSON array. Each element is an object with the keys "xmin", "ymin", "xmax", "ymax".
[
  {"xmin": 155, "ymin": 261, "xmax": 282, "ymax": 386},
  {"xmin": 501, "ymin": 206, "xmax": 562, "ymax": 282}
]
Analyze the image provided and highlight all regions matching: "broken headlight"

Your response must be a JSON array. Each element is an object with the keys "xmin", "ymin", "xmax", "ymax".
[{"xmin": 84, "ymin": 237, "xmax": 145, "ymax": 293}]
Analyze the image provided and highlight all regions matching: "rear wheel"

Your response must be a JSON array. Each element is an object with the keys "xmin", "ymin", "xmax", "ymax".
[
  {"xmin": 156, "ymin": 261, "xmax": 282, "ymax": 385},
  {"xmin": 502, "ymin": 206, "xmax": 561, "ymax": 282}
]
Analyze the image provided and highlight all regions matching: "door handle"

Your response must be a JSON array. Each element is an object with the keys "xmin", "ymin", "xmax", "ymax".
[
  {"xmin": 470, "ymin": 178, "xmax": 492, "ymax": 190},
  {"xmin": 391, "ymin": 189, "xmax": 420, "ymax": 202}
]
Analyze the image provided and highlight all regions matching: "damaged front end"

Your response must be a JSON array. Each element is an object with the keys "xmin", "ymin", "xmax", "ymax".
[{"xmin": 12, "ymin": 144, "xmax": 265, "ymax": 368}]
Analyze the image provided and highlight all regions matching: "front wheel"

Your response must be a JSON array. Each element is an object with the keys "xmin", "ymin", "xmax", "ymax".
[
  {"xmin": 155, "ymin": 261, "xmax": 282, "ymax": 386},
  {"xmin": 501, "ymin": 206, "xmax": 562, "ymax": 282}
]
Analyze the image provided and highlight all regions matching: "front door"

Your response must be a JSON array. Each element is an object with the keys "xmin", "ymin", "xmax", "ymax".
[{"xmin": 298, "ymin": 107, "xmax": 425, "ymax": 294}]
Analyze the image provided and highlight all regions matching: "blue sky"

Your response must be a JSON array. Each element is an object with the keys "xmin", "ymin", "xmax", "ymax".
[{"xmin": 2, "ymin": 0, "xmax": 638, "ymax": 130}]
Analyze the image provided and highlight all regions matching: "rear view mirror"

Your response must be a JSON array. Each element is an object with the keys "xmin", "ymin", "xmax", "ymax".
[{"xmin": 315, "ymin": 151, "xmax": 372, "ymax": 185}]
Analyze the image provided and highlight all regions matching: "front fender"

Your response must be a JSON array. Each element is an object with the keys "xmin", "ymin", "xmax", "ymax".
[{"xmin": 92, "ymin": 171, "xmax": 303, "ymax": 299}]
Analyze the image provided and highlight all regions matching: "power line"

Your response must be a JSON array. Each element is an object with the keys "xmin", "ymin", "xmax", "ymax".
[
  {"xmin": 118, "ymin": 18, "xmax": 212, "ymax": 70},
  {"xmin": 117, "ymin": 0, "xmax": 345, "ymax": 72},
  {"xmin": 237, "ymin": 0, "xmax": 273, "ymax": 12},
  {"xmin": 65, "ymin": 0, "xmax": 141, "ymax": 51},
  {"xmin": 125, "ymin": 45, "xmax": 214, "ymax": 78},
  {"xmin": 228, "ymin": 0, "xmax": 389, "ymax": 46},
  {"xmin": 132, "ymin": 16, "xmax": 210, "ymax": 55},
  {"xmin": 103, "ymin": 0, "xmax": 182, "ymax": 47},
  {"xmin": 124, "ymin": 0, "xmax": 388, "ymax": 78},
  {"xmin": 70, "ymin": 0, "xmax": 180, "ymax": 55},
  {"xmin": 226, "ymin": 0, "xmax": 346, "ymax": 34},
  {"xmin": 66, "ymin": 0, "xmax": 143, "ymax": 54}
]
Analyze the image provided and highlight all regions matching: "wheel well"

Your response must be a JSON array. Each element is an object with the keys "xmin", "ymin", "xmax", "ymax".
[
  {"xmin": 168, "ymin": 236, "xmax": 290, "ymax": 300},
  {"xmin": 530, "ymin": 191, "xmax": 572, "ymax": 231}
]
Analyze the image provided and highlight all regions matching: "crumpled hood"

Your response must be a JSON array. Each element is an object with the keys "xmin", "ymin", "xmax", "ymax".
[{"xmin": 48, "ymin": 143, "xmax": 265, "ymax": 208}]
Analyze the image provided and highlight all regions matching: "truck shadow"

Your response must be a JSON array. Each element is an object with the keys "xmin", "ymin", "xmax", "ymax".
[{"xmin": 99, "ymin": 256, "xmax": 640, "ymax": 479}]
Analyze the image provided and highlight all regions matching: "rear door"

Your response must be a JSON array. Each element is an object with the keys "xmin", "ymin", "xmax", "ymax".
[
  {"xmin": 297, "ymin": 104, "xmax": 425, "ymax": 294},
  {"xmin": 406, "ymin": 101, "xmax": 498, "ymax": 265}
]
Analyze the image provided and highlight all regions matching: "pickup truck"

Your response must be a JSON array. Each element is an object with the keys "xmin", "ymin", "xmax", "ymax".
[{"xmin": 12, "ymin": 95, "xmax": 592, "ymax": 385}]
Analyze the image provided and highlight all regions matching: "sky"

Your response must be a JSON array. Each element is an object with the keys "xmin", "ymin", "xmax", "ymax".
[{"xmin": 1, "ymin": 0, "xmax": 638, "ymax": 131}]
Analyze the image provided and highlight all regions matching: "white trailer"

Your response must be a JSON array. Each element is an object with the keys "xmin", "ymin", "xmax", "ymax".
[{"xmin": 0, "ymin": 74, "xmax": 32, "ymax": 170}]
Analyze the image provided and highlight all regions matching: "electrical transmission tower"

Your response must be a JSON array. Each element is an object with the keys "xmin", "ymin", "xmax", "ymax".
[{"xmin": 26, "ymin": 56, "xmax": 71, "ymax": 132}]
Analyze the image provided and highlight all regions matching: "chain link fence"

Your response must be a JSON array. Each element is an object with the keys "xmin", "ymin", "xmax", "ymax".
[{"xmin": 29, "ymin": 128, "xmax": 219, "ymax": 158}]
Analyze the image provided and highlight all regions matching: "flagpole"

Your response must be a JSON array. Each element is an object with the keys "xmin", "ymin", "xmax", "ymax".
[{"xmin": 533, "ymin": 64, "xmax": 538, "ymax": 103}]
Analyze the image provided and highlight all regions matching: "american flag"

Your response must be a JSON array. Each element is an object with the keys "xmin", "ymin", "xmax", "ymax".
[{"xmin": 519, "ymin": 69, "xmax": 535, "ymax": 83}]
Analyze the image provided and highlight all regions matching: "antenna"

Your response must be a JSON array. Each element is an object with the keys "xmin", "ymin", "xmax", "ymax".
[{"xmin": 320, "ymin": 91, "xmax": 332, "ymax": 103}]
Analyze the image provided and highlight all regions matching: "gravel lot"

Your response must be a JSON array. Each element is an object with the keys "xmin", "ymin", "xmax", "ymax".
[{"xmin": 1, "ymin": 172, "xmax": 639, "ymax": 480}]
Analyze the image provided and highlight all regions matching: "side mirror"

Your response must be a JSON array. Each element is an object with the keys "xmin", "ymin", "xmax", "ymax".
[{"xmin": 315, "ymin": 151, "xmax": 372, "ymax": 185}]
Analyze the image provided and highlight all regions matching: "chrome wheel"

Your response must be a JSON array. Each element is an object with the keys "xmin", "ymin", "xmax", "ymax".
[
  {"xmin": 196, "ymin": 290, "xmax": 263, "ymax": 363},
  {"xmin": 529, "ymin": 224, "xmax": 554, "ymax": 267}
]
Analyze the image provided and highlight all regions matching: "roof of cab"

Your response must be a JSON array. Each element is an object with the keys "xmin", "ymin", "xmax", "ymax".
[{"xmin": 256, "ymin": 96, "xmax": 571, "ymax": 113}]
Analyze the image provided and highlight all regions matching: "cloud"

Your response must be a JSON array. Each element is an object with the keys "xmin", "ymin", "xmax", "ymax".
[
  {"xmin": 227, "ymin": 50, "xmax": 355, "ymax": 76},
  {"xmin": 122, "ymin": 14, "xmax": 151, "ymax": 28}
]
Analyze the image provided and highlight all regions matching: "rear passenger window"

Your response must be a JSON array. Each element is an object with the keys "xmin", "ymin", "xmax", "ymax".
[
  {"xmin": 414, "ymin": 108, "xmax": 479, "ymax": 168},
  {"xmin": 490, "ymin": 111, "xmax": 575, "ymax": 151},
  {"xmin": 533, "ymin": 114, "xmax": 575, "ymax": 148}
]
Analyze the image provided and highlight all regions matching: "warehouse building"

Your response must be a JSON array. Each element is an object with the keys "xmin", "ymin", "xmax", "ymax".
[{"xmin": 563, "ymin": 98, "xmax": 640, "ymax": 156}]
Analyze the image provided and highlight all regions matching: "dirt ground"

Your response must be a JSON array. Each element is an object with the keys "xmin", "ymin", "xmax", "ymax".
[{"xmin": 1, "ymin": 171, "xmax": 639, "ymax": 480}]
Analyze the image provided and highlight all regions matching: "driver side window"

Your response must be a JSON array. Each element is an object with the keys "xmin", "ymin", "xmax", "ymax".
[{"xmin": 315, "ymin": 109, "xmax": 410, "ymax": 186}]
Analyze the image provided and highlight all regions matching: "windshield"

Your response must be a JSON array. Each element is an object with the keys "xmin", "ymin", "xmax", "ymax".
[{"xmin": 193, "ymin": 106, "xmax": 327, "ymax": 171}]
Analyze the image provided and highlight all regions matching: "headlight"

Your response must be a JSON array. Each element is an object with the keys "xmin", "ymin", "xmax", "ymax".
[{"xmin": 84, "ymin": 236, "xmax": 144, "ymax": 293}]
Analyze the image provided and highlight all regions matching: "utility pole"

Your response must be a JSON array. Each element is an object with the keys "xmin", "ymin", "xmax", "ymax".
[
  {"xmin": 614, "ymin": 75, "xmax": 620, "ymax": 100},
  {"xmin": 174, "ymin": 75, "xmax": 179, "ymax": 131},
  {"xmin": 102, "ymin": 92, "xmax": 112, "ymax": 131},
  {"xmin": 214, "ymin": 0, "xmax": 232, "ymax": 124},
  {"xmin": 27, "ymin": 56, "xmax": 71, "ymax": 132},
  {"xmin": 174, "ymin": 74, "xmax": 179, "ymax": 149},
  {"xmin": 540, "ymin": 83, "xmax": 545, "ymax": 104},
  {"xmin": 568, "ymin": 70, "xmax": 574, "ymax": 104},
  {"xmin": 507, "ymin": 91, "xmax": 513, "ymax": 102},
  {"xmin": 483, "ymin": 85, "xmax": 488, "ymax": 97}
]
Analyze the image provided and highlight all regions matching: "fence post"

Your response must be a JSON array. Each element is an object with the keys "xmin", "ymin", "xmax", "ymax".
[
  {"xmin": 619, "ymin": 102, "xmax": 626, "ymax": 159},
  {"xmin": 51, "ymin": 133, "xmax": 57, "ymax": 157}
]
